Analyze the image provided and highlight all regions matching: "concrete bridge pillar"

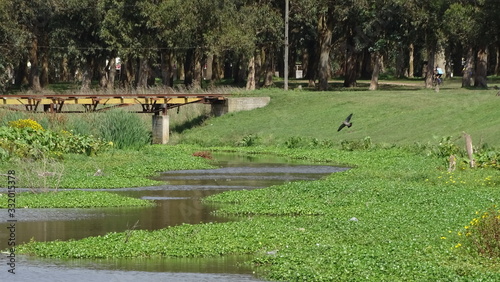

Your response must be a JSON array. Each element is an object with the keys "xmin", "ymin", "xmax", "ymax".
[{"xmin": 152, "ymin": 114, "xmax": 169, "ymax": 144}]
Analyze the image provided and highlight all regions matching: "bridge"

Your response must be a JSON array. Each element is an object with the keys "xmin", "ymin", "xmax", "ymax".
[
  {"xmin": 0, "ymin": 93, "xmax": 227, "ymax": 114},
  {"xmin": 0, "ymin": 93, "xmax": 270, "ymax": 144}
]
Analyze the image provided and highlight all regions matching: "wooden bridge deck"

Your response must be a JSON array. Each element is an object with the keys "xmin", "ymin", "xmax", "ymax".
[{"xmin": 0, "ymin": 93, "xmax": 228, "ymax": 114}]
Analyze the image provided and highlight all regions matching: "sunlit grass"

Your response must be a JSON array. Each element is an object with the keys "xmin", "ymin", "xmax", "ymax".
[{"xmin": 178, "ymin": 84, "xmax": 500, "ymax": 148}]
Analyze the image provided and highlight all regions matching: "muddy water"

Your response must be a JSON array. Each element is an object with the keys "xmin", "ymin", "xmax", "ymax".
[{"xmin": 0, "ymin": 153, "xmax": 347, "ymax": 281}]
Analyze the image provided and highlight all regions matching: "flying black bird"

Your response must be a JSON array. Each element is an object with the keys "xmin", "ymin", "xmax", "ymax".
[{"xmin": 337, "ymin": 113, "xmax": 353, "ymax": 132}]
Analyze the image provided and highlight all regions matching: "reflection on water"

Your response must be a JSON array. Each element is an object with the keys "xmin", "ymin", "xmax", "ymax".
[
  {"xmin": 0, "ymin": 153, "xmax": 346, "ymax": 280},
  {"xmin": 4, "ymin": 255, "xmax": 260, "ymax": 282}
]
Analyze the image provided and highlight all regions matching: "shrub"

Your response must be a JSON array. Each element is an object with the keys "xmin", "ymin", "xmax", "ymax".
[
  {"xmin": 462, "ymin": 207, "xmax": 500, "ymax": 259},
  {"xmin": 8, "ymin": 118, "xmax": 44, "ymax": 131},
  {"xmin": 0, "ymin": 126, "xmax": 111, "ymax": 160},
  {"xmin": 340, "ymin": 136, "xmax": 372, "ymax": 151},
  {"xmin": 235, "ymin": 134, "xmax": 259, "ymax": 147},
  {"xmin": 96, "ymin": 110, "xmax": 151, "ymax": 149}
]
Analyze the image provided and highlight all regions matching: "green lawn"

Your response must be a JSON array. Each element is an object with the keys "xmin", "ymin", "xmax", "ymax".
[{"xmin": 176, "ymin": 81, "xmax": 500, "ymax": 148}]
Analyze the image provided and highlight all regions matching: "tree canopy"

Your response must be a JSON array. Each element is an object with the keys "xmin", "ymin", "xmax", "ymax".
[{"xmin": 1, "ymin": 0, "xmax": 499, "ymax": 92}]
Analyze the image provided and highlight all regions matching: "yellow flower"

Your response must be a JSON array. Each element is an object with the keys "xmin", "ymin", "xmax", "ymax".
[
  {"xmin": 440, "ymin": 236, "xmax": 447, "ymax": 240},
  {"xmin": 8, "ymin": 118, "xmax": 44, "ymax": 131},
  {"xmin": 455, "ymin": 243, "xmax": 462, "ymax": 248}
]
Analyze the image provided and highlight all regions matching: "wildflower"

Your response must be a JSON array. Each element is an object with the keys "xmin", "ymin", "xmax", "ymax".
[
  {"xmin": 440, "ymin": 236, "xmax": 447, "ymax": 240},
  {"xmin": 455, "ymin": 243, "xmax": 462, "ymax": 248},
  {"xmin": 8, "ymin": 119, "xmax": 44, "ymax": 131}
]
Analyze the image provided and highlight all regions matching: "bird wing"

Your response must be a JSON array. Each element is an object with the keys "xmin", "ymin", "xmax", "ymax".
[
  {"xmin": 337, "ymin": 123, "xmax": 346, "ymax": 132},
  {"xmin": 345, "ymin": 113, "xmax": 353, "ymax": 122}
]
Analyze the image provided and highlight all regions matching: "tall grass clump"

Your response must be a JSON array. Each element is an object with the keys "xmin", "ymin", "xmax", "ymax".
[
  {"xmin": 457, "ymin": 207, "xmax": 500, "ymax": 259},
  {"xmin": 96, "ymin": 109, "xmax": 151, "ymax": 149}
]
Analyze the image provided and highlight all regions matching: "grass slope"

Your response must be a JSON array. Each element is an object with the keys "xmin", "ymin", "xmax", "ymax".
[{"xmin": 178, "ymin": 85, "xmax": 500, "ymax": 147}]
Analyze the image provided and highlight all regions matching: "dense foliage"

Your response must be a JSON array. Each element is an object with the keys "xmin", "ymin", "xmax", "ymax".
[
  {"xmin": 0, "ymin": 120, "xmax": 111, "ymax": 160},
  {"xmin": 1, "ymin": 0, "xmax": 499, "ymax": 91}
]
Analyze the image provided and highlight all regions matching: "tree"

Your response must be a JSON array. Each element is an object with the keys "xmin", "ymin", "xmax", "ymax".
[
  {"xmin": 7, "ymin": 0, "xmax": 55, "ymax": 92},
  {"xmin": 0, "ymin": 0, "xmax": 26, "ymax": 91}
]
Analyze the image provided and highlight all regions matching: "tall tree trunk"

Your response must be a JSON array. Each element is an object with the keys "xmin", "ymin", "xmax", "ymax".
[
  {"xmin": 212, "ymin": 54, "xmax": 222, "ymax": 81},
  {"xmin": 495, "ymin": 43, "xmax": 500, "ymax": 76},
  {"xmin": 445, "ymin": 48, "xmax": 453, "ymax": 79},
  {"xmin": 306, "ymin": 39, "xmax": 318, "ymax": 87},
  {"xmin": 360, "ymin": 48, "xmax": 372, "ymax": 79},
  {"xmin": 462, "ymin": 47, "xmax": 474, "ymax": 87},
  {"xmin": 122, "ymin": 59, "xmax": 135, "ymax": 88},
  {"xmin": 40, "ymin": 49, "xmax": 49, "ymax": 87},
  {"xmin": 425, "ymin": 46, "xmax": 435, "ymax": 88},
  {"xmin": 160, "ymin": 51, "xmax": 173, "ymax": 87},
  {"xmin": 317, "ymin": 13, "xmax": 333, "ymax": 91},
  {"xmin": 192, "ymin": 51, "xmax": 202, "ymax": 90},
  {"xmin": 344, "ymin": 33, "xmax": 358, "ymax": 88},
  {"xmin": 408, "ymin": 43, "xmax": 414, "ymax": 78},
  {"xmin": 369, "ymin": 52, "xmax": 382, "ymax": 91},
  {"xmin": 184, "ymin": 48, "xmax": 194, "ymax": 87},
  {"xmin": 98, "ymin": 57, "xmax": 108, "ymax": 89},
  {"xmin": 223, "ymin": 60, "xmax": 232, "ymax": 80},
  {"xmin": 137, "ymin": 57, "xmax": 150, "ymax": 88},
  {"xmin": 107, "ymin": 57, "xmax": 116, "ymax": 89},
  {"xmin": 81, "ymin": 56, "xmax": 93, "ymax": 90},
  {"xmin": 474, "ymin": 47, "xmax": 488, "ymax": 88},
  {"xmin": 254, "ymin": 51, "xmax": 262, "ymax": 89},
  {"xmin": 302, "ymin": 47, "xmax": 309, "ymax": 79},
  {"xmin": 16, "ymin": 56, "xmax": 29, "ymax": 86},
  {"xmin": 262, "ymin": 47, "xmax": 274, "ymax": 87},
  {"xmin": 235, "ymin": 55, "xmax": 246, "ymax": 84},
  {"xmin": 246, "ymin": 55, "xmax": 256, "ymax": 90},
  {"xmin": 61, "ymin": 56, "xmax": 70, "ymax": 82},
  {"xmin": 29, "ymin": 38, "xmax": 42, "ymax": 92},
  {"xmin": 395, "ymin": 45, "xmax": 405, "ymax": 78}
]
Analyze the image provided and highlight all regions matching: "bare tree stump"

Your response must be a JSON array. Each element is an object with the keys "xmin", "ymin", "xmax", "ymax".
[
  {"xmin": 448, "ymin": 155, "xmax": 456, "ymax": 172},
  {"xmin": 463, "ymin": 132, "xmax": 475, "ymax": 168}
]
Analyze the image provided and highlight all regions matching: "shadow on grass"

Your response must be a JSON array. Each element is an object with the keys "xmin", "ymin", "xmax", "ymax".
[{"xmin": 171, "ymin": 114, "xmax": 209, "ymax": 134}]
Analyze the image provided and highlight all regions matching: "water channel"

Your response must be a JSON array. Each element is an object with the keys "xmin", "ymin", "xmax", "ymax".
[{"xmin": 0, "ymin": 153, "xmax": 347, "ymax": 281}]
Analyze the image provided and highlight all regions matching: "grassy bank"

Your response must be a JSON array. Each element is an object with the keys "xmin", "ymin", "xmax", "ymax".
[
  {"xmin": 175, "ymin": 85, "xmax": 500, "ymax": 148},
  {"xmin": 0, "ymin": 145, "xmax": 215, "ymax": 189},
  {"xmin": 0, "ymin": 145, "xmax": 214, "ymax": 208},
  {"xmin": 17, "ymin": 146, "xmax": 500, "ymax": 280}
]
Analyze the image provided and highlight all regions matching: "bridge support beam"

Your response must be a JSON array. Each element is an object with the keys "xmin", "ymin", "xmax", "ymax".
[
  {"xmin": 152, "ymin": 114, "xmax": 169, "ymax": 144},
  {"xmin": 211, "ymin": 97, "xmax": 271, "ymax": 117}
]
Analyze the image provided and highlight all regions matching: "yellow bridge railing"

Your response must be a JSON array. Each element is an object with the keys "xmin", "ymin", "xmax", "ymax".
[{"xmin": 0, "ymin": 94, "xmax": 228, "ymax": 114}]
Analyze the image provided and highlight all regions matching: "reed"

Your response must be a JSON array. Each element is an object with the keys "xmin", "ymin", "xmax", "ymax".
[{"xmin": 94, "ymin": 109, "xmax": 151, "ymax": 149}]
